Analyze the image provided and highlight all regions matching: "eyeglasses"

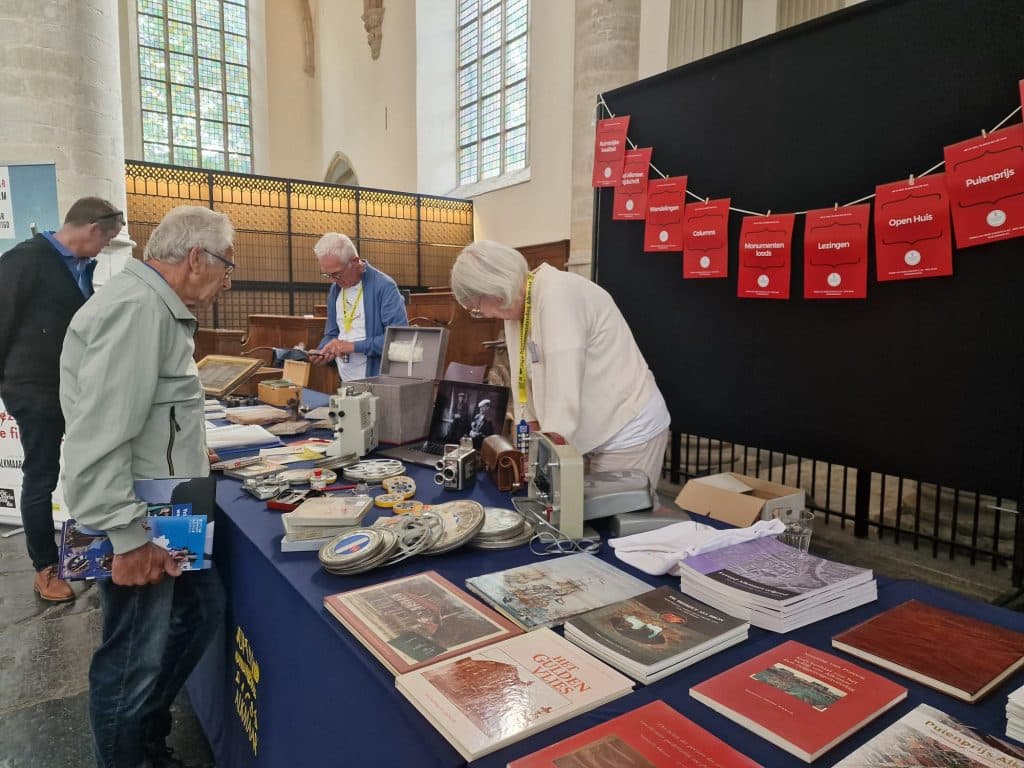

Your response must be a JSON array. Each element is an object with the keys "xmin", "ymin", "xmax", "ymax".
[
  {"xmin": 319, "ymin": 258, "xmax": 361, "ymax": 280},
  {"xmin": 204, "ymin": 249, "xmax": 236, "ymax": 277},
  {"xmin": 92, "ymin": 211, "xmax": 126, "ymax": 227}
]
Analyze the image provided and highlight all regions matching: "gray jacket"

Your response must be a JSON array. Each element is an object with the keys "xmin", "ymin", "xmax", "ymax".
[{"xmin": 60, "ymin": 259, "xmax": 209, "ymax": 553}]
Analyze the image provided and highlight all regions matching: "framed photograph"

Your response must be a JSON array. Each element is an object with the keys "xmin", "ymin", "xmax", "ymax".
[{"xmin": 196, "ymin": 355, "xmax": 265, "ymax": 398}]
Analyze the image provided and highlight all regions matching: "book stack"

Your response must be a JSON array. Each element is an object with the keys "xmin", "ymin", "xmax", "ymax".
[
  {"xmin": 690, "ymin": 640, "xmax": 907, "ymax": 763},
  {"xmin": 465, "ymin": 553, "xmax": 652, "ymax": 631},
  {"xmin": 563, "ymin": 586, "xmax": 749, "ymax": 684},
  {"xmin": 508, "ymin": 699, "xmax": 763, "ymax": 767},
  {"xmin": 323, "ymin": 571, "xmax": 522, "ymax": 675},
  {"xmin": 1008, "ymin": 683, "xmax": 1024, "ymax": 742},
  {"xmin": 395, "ymin": 628, "xmax": 633, "ymax": 761},
  {"xmin": 832, "ymin": 599, "xmax": 1024, "ymax": 702},
  {"xmin": 677, "ymin": 536, "xmax": 876, "ymax": 632},
  {"xmin": 281, "ymin": 495, "xmax": 373, "ymax": 552},
  {"xmin": 834, "ymin": 703, "xmax": 1024, "ymax": 767}
]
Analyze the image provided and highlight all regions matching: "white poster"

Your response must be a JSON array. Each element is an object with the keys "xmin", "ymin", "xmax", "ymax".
[
  {"xmin": 0, "ymin": 397, "xmax": 69, "ymax": 528},
  {"xmin": 0, "ymin": 167, "xmax": 15, "ymax": 240}
]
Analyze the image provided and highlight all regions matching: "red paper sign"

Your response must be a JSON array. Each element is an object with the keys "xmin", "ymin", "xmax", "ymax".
[
  {"xmin": 874, "ymin": 174, "xmax": 953, "ymax": 281},
  {"xmin": 683, "ymin": 198, "xmax": 730, "ymax": 278},
  {"xmin": 736, "ymin": 214, "xmax": 795, "ymax": 299},
  {"xmin": 591, "ymin": 116, "xmax": 630, "ymax": 187},
  {"xmin": 944, "ymin": 124, "xmax": 1024, "ymax": 248},
  {"xmin": 612, "ymin": 148, "xmax": 652, "ymax": 220},
  {"xmin": 803, "ymin": 204, "xmax": 870, "ymax": 299},
  {"xmin": 643, "ymin": 176, "xmax": 687, "ymax": 252}
]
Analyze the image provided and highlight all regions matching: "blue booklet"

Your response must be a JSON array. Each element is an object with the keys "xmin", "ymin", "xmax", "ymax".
[
  {"xmin": 58, "ymin": 514, "xmax": 207, "ymax": 580},
  {"xmin": 58, "ymin": 476, "xmax": 217, "ymax": 581}
]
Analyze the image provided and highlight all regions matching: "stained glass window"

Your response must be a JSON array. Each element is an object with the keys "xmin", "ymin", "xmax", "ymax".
[
  {"xmin": 137, "ymin": 0, "xmax": 252, "ymax": 173},
  {"xmin": 456, "ymin": 0, "xmax": 528, "ymax": 186}
]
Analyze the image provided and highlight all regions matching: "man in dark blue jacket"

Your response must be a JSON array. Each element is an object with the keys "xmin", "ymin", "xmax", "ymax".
[
  {"xmin": 309, "ymin": 232, "xmax": 408, "ymax": 379},
  {"xmin": 0, "ymin": 196, "xmax": 123, "ymax": 601}
]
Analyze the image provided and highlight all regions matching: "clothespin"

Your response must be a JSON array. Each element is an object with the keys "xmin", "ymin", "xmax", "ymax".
[
  {"xmin": 982, "ymin": 129, "xmax": 988, "ymax": 138},
  {"xmin": 909, "ymin": 173, "xmax": 915, "ymax": 186},
  {"xmin": 834, "ymin": 202, "xmax": 838, "ymax": 211}
]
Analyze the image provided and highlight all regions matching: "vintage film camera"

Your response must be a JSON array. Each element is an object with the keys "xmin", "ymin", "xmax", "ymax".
[{"xmin": 434, "ymin": 438, "xmax": 477, "ymax": 491}]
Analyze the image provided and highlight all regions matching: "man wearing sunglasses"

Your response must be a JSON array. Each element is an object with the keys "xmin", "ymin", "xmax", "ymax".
[
  {"xmin": 60, "ymin": 205, "xmax": 233, "ymax": 768},
  {"xmin": 0, "ymin": 196, "xmax": 123, "ymax": 602},
  {"xmin": 308, "ymin": 232, "xmax": 407, "ymax": 379}
]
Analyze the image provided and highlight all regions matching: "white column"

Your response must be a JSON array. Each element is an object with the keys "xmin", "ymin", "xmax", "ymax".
[
  {"xmin": 668, "ymin": 0, "xmax": 742, "ymax": 68},
  {"xmin": 0, "ymin": 0, "xmax": 134, "ymax": 283},
  {"xmin": 776, "ymin": 0, "xmax": 842, "ymax": 29},
  {"xmin": 569, "ymin": 0, "xmax": 642, "ymax": 277}
]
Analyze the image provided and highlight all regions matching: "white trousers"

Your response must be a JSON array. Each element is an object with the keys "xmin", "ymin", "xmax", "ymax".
[{"xmin": 587, "ymin": 429, "xmax": 669, "ymax": 492}]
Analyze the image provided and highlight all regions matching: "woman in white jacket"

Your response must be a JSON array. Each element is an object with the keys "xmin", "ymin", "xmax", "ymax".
[{"xmin": 450, "ymin": 240, "xmax": 670, "ymax": 490}]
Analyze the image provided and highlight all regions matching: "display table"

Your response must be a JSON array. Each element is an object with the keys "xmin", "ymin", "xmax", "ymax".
[{"xmin": 187, "ymin": 420, "xmax": 1024, "ymax": 767}]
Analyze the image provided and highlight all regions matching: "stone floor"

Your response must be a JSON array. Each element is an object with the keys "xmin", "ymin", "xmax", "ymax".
[{"xmin": 0, "ymin": 483, "xmax": 1020, "ymax": 767}]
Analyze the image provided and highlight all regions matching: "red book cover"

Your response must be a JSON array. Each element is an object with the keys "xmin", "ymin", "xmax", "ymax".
[
  {"xmin": 736, "ymin": 214, "xmax": 795, "ymax": 299},
  {"xmin": 690, "ymin": 640, "xmax": 906, "ymax": 763},
  {"xmin": 509, "ymin": 700, "xmax": 763, "ymax": 768},
  {"xmin": 944, "ymin": 124, "xmax": 1024, "ymax": 248},
  {"xmin": 683, "ymin": 198, "xmax": 730, "ymax": 279},
  {"xmin": 803, "ymin": 204, "xmax": 870, "ymax": 299},
  {"xmin": 832, "ymin": 599, "xmax": 1024, "ymax": 702},
  {"xmin": 874, "ymin": 174, "xmax": 953, "ymax": 281},
  {"xmin": 613, "ymin": 148, "xmax": 653, "ymax": 220},
  {"xmin": 592, "ymin": 116, "xmax": 630, "ymax": 187},
  {"xmin": 643, "ymin": 176, "xmax": 687, "ymax": 252}
]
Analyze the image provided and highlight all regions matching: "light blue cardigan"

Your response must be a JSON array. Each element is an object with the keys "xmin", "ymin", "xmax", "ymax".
[{"xmin": 319, "ymin": 262, "xmax": 408, "ymax": 377}]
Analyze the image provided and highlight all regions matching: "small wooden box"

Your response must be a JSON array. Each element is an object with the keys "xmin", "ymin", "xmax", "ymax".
[{"xmin": 257, "ymin": 360, "xmax": 310, "ymax": 406}]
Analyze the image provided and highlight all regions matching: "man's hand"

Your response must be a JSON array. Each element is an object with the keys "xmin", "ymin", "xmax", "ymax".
[
  {"xmin": 309, "ymin": 339, "xmax": 355, "ymax": 365},
  {"xmin": 111, "ymin": 542, "xmax": 182, "ymax": 586}
]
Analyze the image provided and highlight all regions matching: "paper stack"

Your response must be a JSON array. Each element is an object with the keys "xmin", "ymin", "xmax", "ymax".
[{"xmin": 1008, "ymin": 683, "xmax": 1024, "ymax": 741}]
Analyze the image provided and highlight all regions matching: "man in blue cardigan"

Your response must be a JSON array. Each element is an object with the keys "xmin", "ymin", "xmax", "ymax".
[{"xmin": 309, "ymin": 232, "xmax": 407, "ymax": 379}]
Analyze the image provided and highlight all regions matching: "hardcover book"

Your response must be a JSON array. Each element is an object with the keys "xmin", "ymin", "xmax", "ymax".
[
  {"xmin": 563, "ymin": 586, "xmax": 748, "ymax": 683},
  {"xmin": 831, "ymin": 599, "xmax": 1024, "ymax": 702},
  {"xmin": 834, "ymin": 703, "xmax": 1024, "ymax": 767},
  {"xmin": 690, "ymin": 640, "xmax": 906, "ymax": 763},
  {"xmin": 465, "ymin": 553, "xmax": 652, "ymax": 631},
  {"xmin": 395, "ymin": 627, "xmax": 633, "ymax": 761},
  {"xmin": 508, "ymin": 699, "xmax": 763, "ymax": 768},
  {"xmin": 284, "ymin": 495, "xmax": 372, "ymax": 527},
  {"xmin": 324, "ymin": 571, "xmax": 522, "ymax": 675}
]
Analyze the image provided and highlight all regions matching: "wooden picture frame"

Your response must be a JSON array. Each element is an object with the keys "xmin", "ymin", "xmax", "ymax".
[{"xmin": 196, "ymin": 355, "xmax": 265, "ymax": 398}]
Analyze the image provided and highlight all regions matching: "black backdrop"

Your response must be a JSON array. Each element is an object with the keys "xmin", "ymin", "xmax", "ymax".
[{"xmin": 595, "ymin": 0, "xmax": 1024, "ymax": 499}]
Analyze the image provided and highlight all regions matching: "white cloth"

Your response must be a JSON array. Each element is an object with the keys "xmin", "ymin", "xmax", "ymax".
[
  {"xmin": 608, "ymin": 519, "xmax": 786, "ymax": 576},
  {"xmin": 334, "ymin": 281, "xmax": 367, "ymax": 380},
  {"xmin": 505, "ymin": 264, "xmax": 663, "ymax": 454},
  {"xmin": 598, "ymin": 389, "xmax": 671, "ymax": 452}
]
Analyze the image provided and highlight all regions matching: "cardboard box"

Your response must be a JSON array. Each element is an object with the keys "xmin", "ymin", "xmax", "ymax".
[
  {"xmin": 348, "ymin": 326, "xmax": 449, "ymax": 444},
  {"xmin": 673, "ymin": 472, "xmax": 805, "ymax": 527},
  {"xmin": 257, "ymin": 360, "xmax": 310, "ymax": 406}
]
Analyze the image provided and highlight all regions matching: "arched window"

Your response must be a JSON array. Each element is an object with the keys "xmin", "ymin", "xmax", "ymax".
[
  {"xmin": 456, "ymin": 0, "xmax": 528, "ymax": 186},
  {"xmin": 136, "ymin": 0, "xmax": 252, "ymax": 173}
]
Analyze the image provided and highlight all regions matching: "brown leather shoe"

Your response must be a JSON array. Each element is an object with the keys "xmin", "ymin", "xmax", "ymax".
[{"xmin": 34, "ymin": 565, "xmax": 75, "ymax": 602}]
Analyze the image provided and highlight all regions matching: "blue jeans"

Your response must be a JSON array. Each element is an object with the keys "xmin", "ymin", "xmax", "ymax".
[
  {"xmin": 90, "ymin": 567, "xmax": 225, "ymax": 768},
  {"xmin": 2, "ymin": 394, "xmax": 62, "ymax": 571}
]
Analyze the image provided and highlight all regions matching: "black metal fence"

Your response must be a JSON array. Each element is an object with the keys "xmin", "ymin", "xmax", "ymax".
[
  {"xmin": 666, "ymin": 433, "xmax": 1022, "ymax": 587},
  {"xmin": 125, "ymin": 161, "xmax": 474, "ymax": 329}
]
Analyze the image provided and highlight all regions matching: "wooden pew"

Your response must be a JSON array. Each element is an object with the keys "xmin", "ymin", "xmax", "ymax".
[
  {"xmin": 407, "ymin": 291, "xmax": 499, "ymax": 369},
  {"xmin": 242, "ymin": 314, "xmax": 339, "ymax": 394},
  {"xmin": 193, "ymin": 328, "xmax": 244, "ymax": 361}
]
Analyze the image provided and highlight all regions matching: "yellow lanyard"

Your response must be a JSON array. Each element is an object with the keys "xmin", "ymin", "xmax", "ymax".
[
  {"xmin": 341, "ymin": 284, "xmax": 363, "ymax": 334},
  {"xmin": 517, "ymin": 273, "xmax": 535, "ymax": 405}
]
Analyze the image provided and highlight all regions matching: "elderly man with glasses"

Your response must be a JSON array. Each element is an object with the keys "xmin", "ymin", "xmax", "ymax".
[
  {"xmin": 0, "ymin": 196, "xmax": 123, "ymax": 602},
  {"xmin": 60, "ymin": 205, "xmax": 234, "ymax": 768},
  {"xmin": 308, "ymin": 232, "xmax": 408, "ymax": 379}
]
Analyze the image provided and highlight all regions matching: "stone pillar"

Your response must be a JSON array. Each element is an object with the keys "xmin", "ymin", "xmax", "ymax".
[
  {"xmin": 668, "ymin": 0, "xmax": 743, "ymax": 68},
  {"xmin": 776, "ymin": 0, "xmax": 842, "ymax": 30},
  {"xmin": 568, "ymin": 0, "xmax": 642, "ymax": 277},
  {"xmin": 0, "ymin": 0, "xmax": 134, "ymax": 283}
]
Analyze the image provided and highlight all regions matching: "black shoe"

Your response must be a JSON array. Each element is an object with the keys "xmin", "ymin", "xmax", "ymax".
[{"xmin": 146, "ymin": 745, "xmax": 195, "ymax": 768}]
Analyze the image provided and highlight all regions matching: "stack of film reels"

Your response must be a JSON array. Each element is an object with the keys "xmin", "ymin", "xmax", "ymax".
[{"xmin": 466, "ymin": 506, "xmax": 537, "ymax": 549}]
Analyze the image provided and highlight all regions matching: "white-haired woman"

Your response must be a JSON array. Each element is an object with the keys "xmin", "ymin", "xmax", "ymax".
[{"xmin": 450, "ymin": 240, "xmax": 670, "ymax": 489}]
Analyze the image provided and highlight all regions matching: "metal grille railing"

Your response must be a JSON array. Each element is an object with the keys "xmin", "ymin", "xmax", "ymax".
[
  {"xmin": 665, "ymin": 432, "xmax": 1022, "ymax": 586},
  {"xmin": 125, "ymin": 161, "xmax": 474, "ymax": 329}
]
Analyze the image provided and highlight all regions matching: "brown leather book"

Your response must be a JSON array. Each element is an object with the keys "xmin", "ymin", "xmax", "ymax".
[{"xmin": 832, "ymin": 599, "xmax": 1024, "ymax": 702}]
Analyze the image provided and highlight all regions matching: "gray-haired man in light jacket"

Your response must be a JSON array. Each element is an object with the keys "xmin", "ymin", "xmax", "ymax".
[{"xmin": 60, "ymin": 205, "xmax": 235, "ymax": 768}]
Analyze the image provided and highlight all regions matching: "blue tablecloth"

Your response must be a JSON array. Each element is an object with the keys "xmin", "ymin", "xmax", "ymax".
[{"xmin": 187, "ymin": 396, "xmax": 1024, "ymax": 767}]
